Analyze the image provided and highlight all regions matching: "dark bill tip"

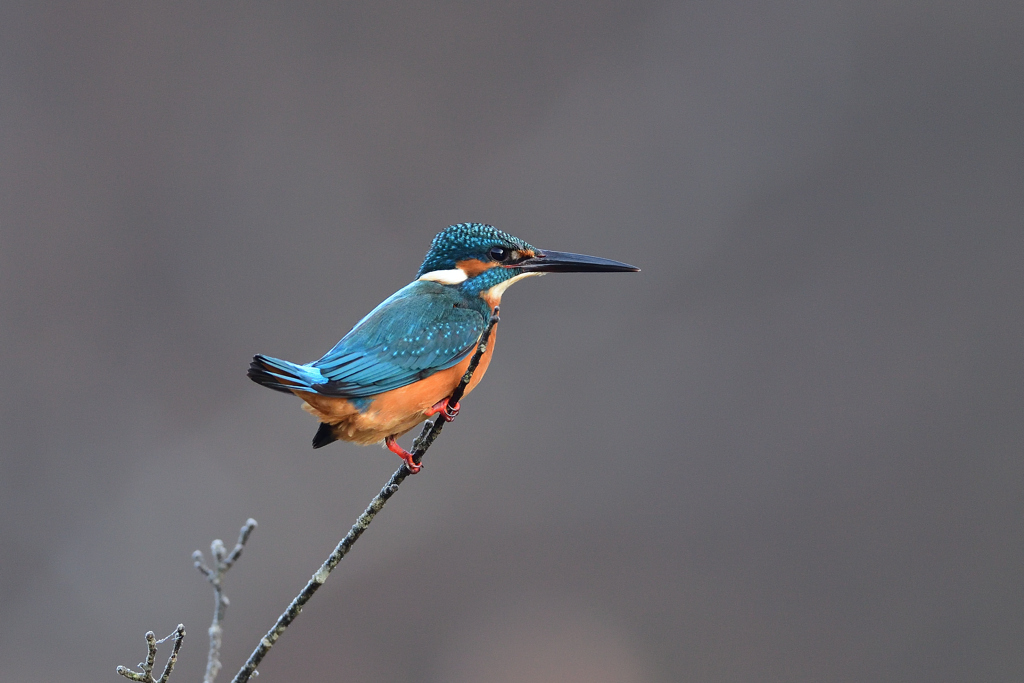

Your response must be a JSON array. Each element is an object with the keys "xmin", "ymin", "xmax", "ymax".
[{"xmin": 516, "ymin": 249, "xmax": 640, "ymax": 273}]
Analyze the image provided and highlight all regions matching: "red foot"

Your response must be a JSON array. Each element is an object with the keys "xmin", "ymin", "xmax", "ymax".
[
  {"xmin": 385, "ymin": 435, "xmax": 421, "ymax": 473},
  {"xmin": 425, "ymin": 398, "xmax": 460, "ymax": 422}
]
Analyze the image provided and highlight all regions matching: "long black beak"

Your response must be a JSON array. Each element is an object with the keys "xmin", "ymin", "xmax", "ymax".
[{"xmin": 516, "ymin": 249, "xmax": 640, "ymax": 273}]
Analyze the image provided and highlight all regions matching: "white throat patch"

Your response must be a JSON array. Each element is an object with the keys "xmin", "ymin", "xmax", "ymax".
[
  {"xmin": 483, "ymin": 271, "xmax": 543, "ymax": 302},
  {"xmin": 418, "ymin": 268, "xmax": 468, "ymax": 285}
]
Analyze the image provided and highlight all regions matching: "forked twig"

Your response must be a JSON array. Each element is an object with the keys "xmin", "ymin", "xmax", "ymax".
[
  {"xmin": 116, "ymin": 625, "xmax": 185, "ymax": 683},
  {"xmin": 231, "ymin": 306, "xmax": 500, "ymax": 683},
  {"xmin": 115, "ymin": 520, "xmax": 257, "ymax": 683},
  {"xmin": 194, "ymin": 519, "xmax": 258, "ymax": 683}
]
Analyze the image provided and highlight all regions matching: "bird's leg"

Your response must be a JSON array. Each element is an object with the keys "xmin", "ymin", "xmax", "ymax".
[
  {"xmin": 425, "ymin": 397, "xmax": 460, "ymax": 422},
  {"xmin": 385, "ymin": 435, "xmax": 421, "ymax": 473}
]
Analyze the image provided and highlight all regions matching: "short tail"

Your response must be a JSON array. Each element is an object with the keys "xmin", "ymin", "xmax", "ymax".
[
  {"xmin": 247, "ymin": 354, "xmax": 323, "ymax": 394},
  {"xmin": 312, "ymin": 422, "xmax": 339, "ymax": 448}
]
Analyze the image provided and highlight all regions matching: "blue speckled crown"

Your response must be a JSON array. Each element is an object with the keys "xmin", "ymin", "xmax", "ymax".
[{"xmin": 417, "ymin": 223, "xmax": 536, "ymax": 276}]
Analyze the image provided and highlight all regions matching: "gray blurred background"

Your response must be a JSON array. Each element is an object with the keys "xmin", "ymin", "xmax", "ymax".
[{"xmin": 1, "ymin": 2, "xmax": 1022, "ymax": 681}]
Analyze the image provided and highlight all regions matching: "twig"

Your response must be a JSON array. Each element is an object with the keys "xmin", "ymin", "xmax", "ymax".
[
  {"xmin": 231, "ymin": 306, "xmax": 500, "ymax": 683},
  {"xmin": 116, "ymin": 624, "xmax": 185, "ymax": 683},
  {"xmin": 194, "ymin": 519, "xmax": 258, "ymax": 683}
]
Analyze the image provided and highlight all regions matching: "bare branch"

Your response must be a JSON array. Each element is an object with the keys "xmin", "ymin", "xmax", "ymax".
[
  {"xmin": 194, "ymin": 518, "xmax": 259, "ymax": 683},
  {"xmin": 155, "ymin": 626, "xmax": 185, "ymax": 683},
  {"xmin": 116, "ymin": 625, "xmax": 185, "ymax": 683},
  {"xmin": 231, "ymin": 307, "xmax": 500, "ymax": 683}
]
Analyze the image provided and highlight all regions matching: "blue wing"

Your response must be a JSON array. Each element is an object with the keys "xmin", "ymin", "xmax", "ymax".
[{"xmin": 308, "ymin": 280, "xmax": 487, "ymax": 397}]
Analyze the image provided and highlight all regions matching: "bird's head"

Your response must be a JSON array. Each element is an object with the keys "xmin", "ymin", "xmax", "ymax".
[{"xmin": 417, "ymin": 223, "xmax": 639, "ymax": 307}]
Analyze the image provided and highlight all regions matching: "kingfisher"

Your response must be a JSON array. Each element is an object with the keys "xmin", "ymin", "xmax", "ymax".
[{"xmin": 248, "ymin": 223, "xmax": 638, "ymax": 472}]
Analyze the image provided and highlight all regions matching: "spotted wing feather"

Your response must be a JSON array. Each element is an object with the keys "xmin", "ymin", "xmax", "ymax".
[{"xmin": 310, "ymin": 280, "xmax": 488, "ymax": 398}]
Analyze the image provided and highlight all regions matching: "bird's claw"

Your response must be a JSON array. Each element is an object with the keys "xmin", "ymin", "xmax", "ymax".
[
  {"xmin": 385, "ymin": 435, "xmax": 422, "ymax": 473},
  {"xmin": 426, "ymin": 398, "xmax": 460, "ymax": 422}
]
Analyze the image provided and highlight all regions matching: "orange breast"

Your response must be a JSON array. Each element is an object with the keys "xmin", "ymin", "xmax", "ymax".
[{"xmin": 297, "ymin": 323, "xmax": 497, "ymax": 445}]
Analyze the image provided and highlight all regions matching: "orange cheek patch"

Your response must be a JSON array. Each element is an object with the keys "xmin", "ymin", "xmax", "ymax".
[{"xmin": 455, "ymin": 258, "xmax": 494, "ymax": 277}]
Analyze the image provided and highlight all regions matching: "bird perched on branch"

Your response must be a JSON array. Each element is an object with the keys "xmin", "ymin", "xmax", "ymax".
[{"xmin": 248, "ymin": 223, "xmax": 639, "ymax": 472}]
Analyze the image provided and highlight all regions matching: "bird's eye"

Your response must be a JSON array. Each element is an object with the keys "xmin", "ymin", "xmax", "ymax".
[{"xmin": 489, "ymin": 246, "xmax": 510, "ymax": 262}]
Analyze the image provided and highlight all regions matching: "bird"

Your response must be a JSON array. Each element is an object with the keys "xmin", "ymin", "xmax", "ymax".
[{"xmin": 247, "ymin": 223, "xmax": 639, "ymax": 472}]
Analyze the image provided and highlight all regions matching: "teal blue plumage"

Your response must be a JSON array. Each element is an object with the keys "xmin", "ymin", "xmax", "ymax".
[
  {"xmin": 249, "ymin": 280, "xmax": 489, "ymax": 399},
  {"xmin": 312, "ymin": 280, "xmax": 489, "ymax": 396}
]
